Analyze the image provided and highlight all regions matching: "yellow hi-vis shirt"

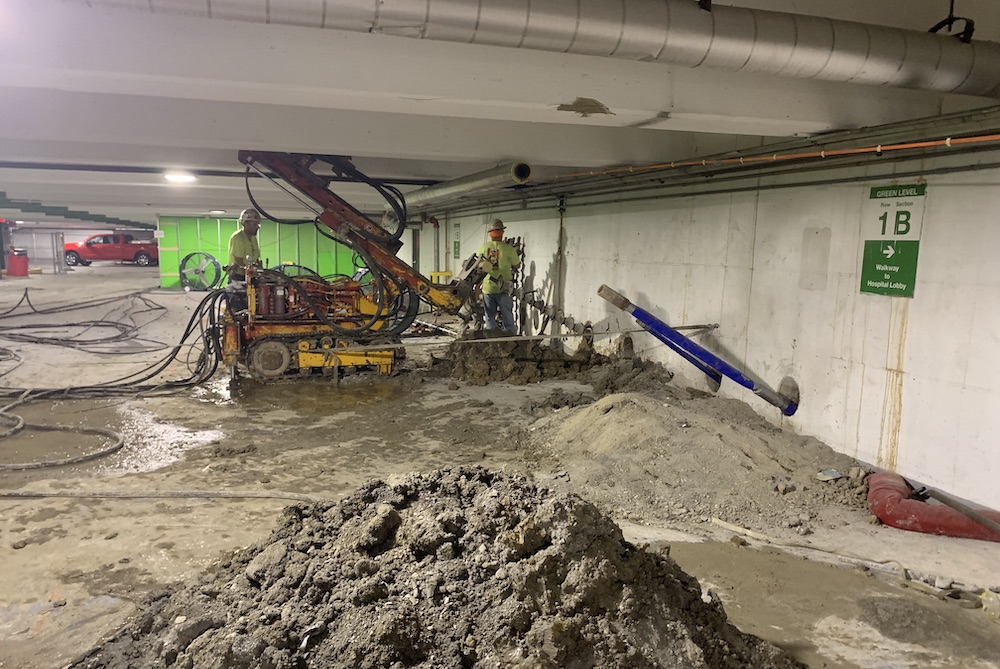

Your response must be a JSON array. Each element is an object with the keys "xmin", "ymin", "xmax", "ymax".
[
  {"xmin": 477, "ymin": 240, "xmax": 520, "ymax": 295},
  {"xmin": 227, "ymin": 229, "xmax": 260, "ymax": 275}
]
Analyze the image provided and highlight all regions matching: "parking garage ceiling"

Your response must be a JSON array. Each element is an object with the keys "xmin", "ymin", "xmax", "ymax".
[{"xmin": 2, "ymin": 0, "xmax": 1000, "ymax": 228}]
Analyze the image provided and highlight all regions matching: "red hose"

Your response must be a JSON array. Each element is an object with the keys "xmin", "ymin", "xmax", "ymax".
[{"xmin": 867, "ymin": 472, "xmax": 1000, "ymax": 543}]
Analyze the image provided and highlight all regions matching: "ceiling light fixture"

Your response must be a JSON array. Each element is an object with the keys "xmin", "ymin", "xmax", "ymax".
[
  {"xmin": 164, "ymin": 172, "xmax": 197, "ymax": 184},
  {"xmin": 208, "ymin": 209, "xmax": 226, "ymax": 215}
]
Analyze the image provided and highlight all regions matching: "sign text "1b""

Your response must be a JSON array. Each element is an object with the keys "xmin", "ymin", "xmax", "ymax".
[{"xmin": 879, "ymin": 210, "xmax": 910, "ymax": 235}]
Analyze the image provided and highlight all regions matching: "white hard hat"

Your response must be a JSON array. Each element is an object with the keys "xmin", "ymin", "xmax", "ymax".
[
  {"xmin": 488, "ymin": 218, "xmax": 505, "ymax": 232},
  {"xmin": 240, "ymin": 208, "xmax": 261, "ymax": 224}
]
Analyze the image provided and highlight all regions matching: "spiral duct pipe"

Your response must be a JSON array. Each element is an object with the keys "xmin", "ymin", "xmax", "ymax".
[{"xmin": 61, "ymin": 0, "xmax": 1000, "ymax": 98}]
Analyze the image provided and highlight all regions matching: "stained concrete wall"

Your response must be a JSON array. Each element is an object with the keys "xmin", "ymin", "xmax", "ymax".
[{"xmin": 440, "ymin": 160, "xmax": 1000, "ymax": 511}]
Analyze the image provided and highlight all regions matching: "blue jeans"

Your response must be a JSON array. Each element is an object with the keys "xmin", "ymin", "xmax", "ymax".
[{"xmin": 483, "ymin": 292, "xmax": 515, "ymax": 333}]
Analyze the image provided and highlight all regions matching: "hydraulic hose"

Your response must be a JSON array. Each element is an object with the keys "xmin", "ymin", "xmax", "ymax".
[
  {"xmin": 0, "ymin": 289, "xmax": 230, "ymax": 469},
  {"xmin": 0, "ymin": 417, "xmax": 124, "ymax": 470},
  {"xmin": 0, "ymin": 288, "xmax": 224, "ymax": 400},
  {"xmin": 0, "ymin": 489, "xmax": 325, "ymax": 504}
]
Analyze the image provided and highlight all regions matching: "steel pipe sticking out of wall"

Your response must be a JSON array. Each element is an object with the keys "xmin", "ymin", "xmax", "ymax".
[
  {"xmin": 598, "ymin": 284, "xmax": 798, "ymax": 416},
  {"xmin": 404, "ymin": 163, "xmax": 531, "ymax": 211}
]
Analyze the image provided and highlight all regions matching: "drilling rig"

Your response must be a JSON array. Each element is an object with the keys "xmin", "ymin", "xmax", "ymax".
[{"xmin": 222, "ymin": 151, "xmax": 490, "ymax": 380}]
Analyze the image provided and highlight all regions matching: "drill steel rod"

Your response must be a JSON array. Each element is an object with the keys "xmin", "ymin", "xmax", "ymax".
[
  {"xmin": 449, "ymin": 326, "xmax": 700, "ymax": 346},
  {"xmin": 598, "ymin": 285, "xmax": 798, "ymax": 416}
]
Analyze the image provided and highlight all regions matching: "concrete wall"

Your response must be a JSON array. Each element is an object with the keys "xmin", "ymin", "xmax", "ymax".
[{"xmin": 440, "ymin": 159, "xmax": 1000, "ymax": 510}]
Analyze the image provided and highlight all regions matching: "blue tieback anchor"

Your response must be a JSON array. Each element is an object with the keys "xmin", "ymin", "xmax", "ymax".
[{"xmin": 598, "ymin": 285, "xmax": 798, "ymax": 416}]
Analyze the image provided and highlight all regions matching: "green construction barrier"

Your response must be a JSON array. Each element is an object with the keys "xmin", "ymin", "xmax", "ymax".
[{"xmin": 157, "ymin": 217, "xmax": 355, "ymax": 290}]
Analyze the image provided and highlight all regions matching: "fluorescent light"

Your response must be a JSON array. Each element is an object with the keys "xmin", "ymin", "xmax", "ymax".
[
  {"xmin": 164, "ymin": 172, "xmax": 197, "ymax": 184},
  {"xmin": 208, "ymin": 209, "xmax": 226, "ymax": 215}
]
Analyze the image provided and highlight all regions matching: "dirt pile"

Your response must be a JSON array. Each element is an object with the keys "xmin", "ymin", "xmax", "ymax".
[
  {"xmin": 586, "ymin": 356, "xmax": 678, "ymax": 399},
  {"xmin": 523, "ymin": 388, "xmax": 595, "ymax": 419},
  {"xmin": 447, "ymin": 332, "xmax": 607, "ymax": 386},
  {"xmin": 520, "ymin": 393, "xmax": 867, "ymax": 535},
  {"xmin": 71, "ymin": 468, "xmax": 804, "ymax": 669},
  {"xmin": 444, "ymin": 330, "xmax": 682, "ymax": 402}
]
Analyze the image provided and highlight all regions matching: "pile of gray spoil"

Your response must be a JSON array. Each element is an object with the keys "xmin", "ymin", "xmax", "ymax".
[
  {"xmin": 587, "ymin": 356, "xmax": 678, "ymax": 399},
  {"xmin": 448, "ymin": 332, "xmax": 607, "ymax": 385},
  {"xmin": 72, "ymin": 468, "xmax": 804, "ymax": 669}
]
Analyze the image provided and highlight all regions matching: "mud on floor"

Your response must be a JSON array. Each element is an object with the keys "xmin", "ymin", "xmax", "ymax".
[{"xmin": 446, "ymin": 331, "xmax": 609, "ymax": 387}]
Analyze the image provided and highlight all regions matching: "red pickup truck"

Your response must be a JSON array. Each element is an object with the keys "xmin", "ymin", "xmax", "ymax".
[{"xmin": 64, "ymin": 234, "xmax": 159, "ymax": 267}]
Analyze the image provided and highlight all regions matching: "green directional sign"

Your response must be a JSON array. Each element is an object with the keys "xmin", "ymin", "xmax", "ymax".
[
  {"xmin": 860, "ymin": 240, "xmax": 920, "ymax": 297},
  {"xmin": 869, "ymin": 184, "xmax": 926, "ymax": 199},
  {"xmin": 860, "ymin": 183, "xmax": 925, "ymax": 298}
]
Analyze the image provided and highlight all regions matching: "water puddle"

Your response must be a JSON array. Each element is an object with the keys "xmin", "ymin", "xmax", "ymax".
[
  {"xmin": 0, "ymin": 377, "xmax": 415, "ymax": 483},
  {"xmin": 98, "ymin": 405, "xmax": 224, "ymax": 475},
  {"xmin": 189, "ymin": 376, "xmax": 235, "ymax": 406},
  {"xmin": 0, "ymin": 398, "xmax": 222, "ymax": 481},
  {"xmin": 193, "ymin": 374, "xmax": 410, "ymax": 416}
]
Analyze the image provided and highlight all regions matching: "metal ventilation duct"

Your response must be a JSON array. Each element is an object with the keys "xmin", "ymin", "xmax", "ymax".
[
  {"xmin": 405, "ymin": 162, "xmax": 531, "ymax": 210},
  {"xmin": 67, "ymin": 0, "xmax": 1000, "ymax": 98}
]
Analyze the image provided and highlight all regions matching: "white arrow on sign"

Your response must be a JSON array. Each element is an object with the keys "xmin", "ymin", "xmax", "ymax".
[{"xmin": 883, "ymin": 244, "xmax": 895, "ymax": 259}]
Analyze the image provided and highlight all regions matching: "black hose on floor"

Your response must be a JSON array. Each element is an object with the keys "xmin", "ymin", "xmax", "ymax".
[
  {"xmin": 0, "ymin": 289, "xmax": 228, "ymax": 469},
  {"xmin": 0, "ymin": 489, "xmax": 325, "ymax": 503}
]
